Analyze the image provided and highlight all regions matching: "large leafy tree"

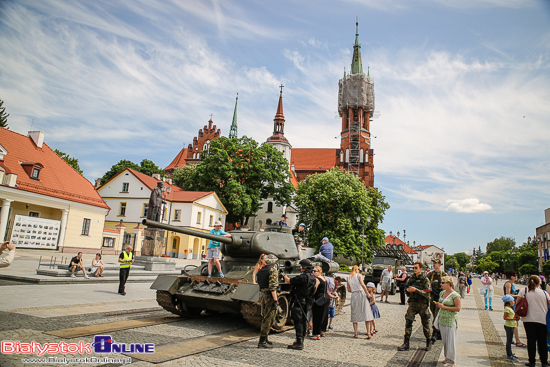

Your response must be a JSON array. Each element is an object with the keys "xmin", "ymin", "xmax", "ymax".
[
  {"xmin": 100, "ymin": 159, "xmax": 163, "ymax": 185},
  {"xmin": 171, "ymin": 165, "xmax": 197, "ymax": 188},
  {"xmin": 294, "ymin": 167, "xmax": 389, "ymax": 259},
  {"xmin": 55, "ymin": 149, "xmax": 83, "ymax": 175},
  {"xmin": 453, "ymin": 252, "xmax": 471, "ymax": 270},
  {"xmin": 183, "ymin": 136, "xmax": 295, "ymax": 225},
  {"xmin": 0, "ymin": 99, "xmax": 9, "ymax": 128},
  {"xmin": 486, "ymin": 236, "xmax": 515, "ymax": 254}
]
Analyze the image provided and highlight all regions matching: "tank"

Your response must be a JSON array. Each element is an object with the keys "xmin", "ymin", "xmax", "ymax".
[
  {"xmin": 144, "ymin": 219, "xmax": 346, "ymax": 330},
  {"xmin": 363, "ymin": 245, "xmax": 414, "ymax": 295}
]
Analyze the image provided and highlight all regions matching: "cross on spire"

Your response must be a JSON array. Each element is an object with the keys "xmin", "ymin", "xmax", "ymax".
[
  {"xmin": 210, "ymin": 113, "xmax": 214, "ymax": 120},
  {"xmin": 279, "ymin": 84, "xmax": 284, "ymax": 95}
]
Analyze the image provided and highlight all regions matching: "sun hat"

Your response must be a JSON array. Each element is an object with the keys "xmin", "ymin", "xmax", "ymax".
[
  {"xmin": 366, "ymin": 282, "xmax": 375, "ymax": 288},
  {"xmin": 502, "ymin": 294, "xmax": 514, "ymax": 303}
]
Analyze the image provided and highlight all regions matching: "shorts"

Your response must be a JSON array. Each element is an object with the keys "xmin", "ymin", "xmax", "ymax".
[
  {"xmin": 381, "ymin": 282, "xmax": 392, "ymax": 292},
  {"xmin": 328, "ymin": 307, "xmax": 335, "ymax": 318},
  {"xmin": 70, "ymin": 265, "xmax": 81, "ymax": 272},
  {"xmin": 206, "ymin": 247, "xmax": 220, "ymax": 259}
]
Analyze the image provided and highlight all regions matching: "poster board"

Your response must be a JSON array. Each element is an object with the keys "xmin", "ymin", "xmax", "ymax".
[{"xmin": 10, "ymin": 214, "xmax": 61, "ymax": 249}]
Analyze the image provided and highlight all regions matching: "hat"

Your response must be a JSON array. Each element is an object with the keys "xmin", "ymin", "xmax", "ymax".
[
  {"xmin": 214, "ymin": 221, "xmax": 222, "ymax": 226},
  {"xmin": 502, "ymin": 294, "xmax": 514, "ymax": 303},
  {"xmin": 432, "ymin": 258, "xmax": 441, "ymax": 264},
  {"xmin": 281, "ymin": 214, "xmax": 287, "ymax": 218},
  {"xmin": 483, "ymin": 271, "xmax": 489, "ymax": 274},
  {"xmin": 264, "ymin": 254, "xmax": 278, "ymax": 265},
  {"xmin": 299, "ymin": 223, "xmax": 306, "ymax": 227},
  {"xmin": 299, "ymin": 259, "xmax": 312, "ymax": 268},
  {"xmin": 366, "ymin": 282, "xmax": 375, "ymax": 288},
  {"xmin": 322, "ymin": 237, "xmax": 329, "ymax": 242}
]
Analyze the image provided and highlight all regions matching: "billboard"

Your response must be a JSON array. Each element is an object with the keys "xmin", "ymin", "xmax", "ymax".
[{"xmin": 10, "ymin": 215, "xmax": 61, "ymax": 249}]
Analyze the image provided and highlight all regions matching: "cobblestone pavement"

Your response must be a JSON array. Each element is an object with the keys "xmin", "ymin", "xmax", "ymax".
[{"xmin": 0, "ymin": 278, "xmax": 516, "ymax": 367}]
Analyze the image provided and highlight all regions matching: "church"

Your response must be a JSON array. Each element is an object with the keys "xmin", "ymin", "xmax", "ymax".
[{"xmin": 164, "ymin": 22, "xmax": 376, "ymax": 229}]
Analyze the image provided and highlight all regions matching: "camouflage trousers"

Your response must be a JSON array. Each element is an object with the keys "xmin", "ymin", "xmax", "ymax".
[
  {"xmin": 404, "ymin": 301, "xmax": 431, "ymax": 340},
  {"xmin": 260, "ymin": 291, "xmax": 277, "ymax": 337},
  {"xmin": 430, "ymin": 295, "xmax": 441, "ymax": 332}
]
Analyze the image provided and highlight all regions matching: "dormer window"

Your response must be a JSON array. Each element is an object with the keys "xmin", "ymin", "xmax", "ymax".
[
  {"xmin": 21, "ymin": 162, "xmax": 44, "ymax": 181},
  {"xmin": 122, "ymin": 182, "xmax": 129, "ymax": 192}
]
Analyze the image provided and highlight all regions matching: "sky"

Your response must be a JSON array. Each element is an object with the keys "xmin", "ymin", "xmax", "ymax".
[{"xmin": 1, "ymin": 0, "xmax": 549, "ymax": 255}]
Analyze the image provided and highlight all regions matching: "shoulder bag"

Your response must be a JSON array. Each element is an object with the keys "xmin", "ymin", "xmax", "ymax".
[
  {"xmin": 515, "ymin": 288, "xmax": 529, "ymax": 317},
  {"xmin": 314, "ymin": 279, "xmax": 328, "ymax": 306},
  {"xmin": 433, "ymin": 291, "xmax": 455, "ymax": 330}
]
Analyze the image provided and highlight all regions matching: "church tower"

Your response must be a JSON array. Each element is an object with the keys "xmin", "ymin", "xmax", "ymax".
[
  {"xmin": 266, "ymin": 85, "xmax": 292, "ymax": 168},
  {"xmin": 228, "ymin": 93, "xmax": 238, "ymax": 139},
  {"xmin": 337, "ymin": 21, "xmax": 375, "ymax": 187}
]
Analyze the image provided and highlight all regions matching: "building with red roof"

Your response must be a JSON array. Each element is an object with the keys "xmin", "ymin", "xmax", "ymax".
[
  {"xmin": 0, "ymin": 128, "xmax": 109, "ymax": 253},
  {"xmin": 97, "ymin": 168, "xmax": 227, "ymax": 258}
]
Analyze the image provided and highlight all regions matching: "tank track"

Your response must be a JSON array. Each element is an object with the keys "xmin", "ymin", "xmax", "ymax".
[
  {"xmin": 156, "ymin": 290, "xmax": 185, "ymax": 316},
  {"xmin": 240, "ymin": 301, "xmax": 261, "ymax": 329}
]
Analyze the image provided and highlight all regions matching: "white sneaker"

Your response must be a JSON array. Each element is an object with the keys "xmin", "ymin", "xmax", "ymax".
[
  {"xmin": 84, "ymin": 275, "xmax": 89, "ymax": 279},
  {"xmin": 70, "ymin": 274, "xmax": 76, "ymax": 278}
]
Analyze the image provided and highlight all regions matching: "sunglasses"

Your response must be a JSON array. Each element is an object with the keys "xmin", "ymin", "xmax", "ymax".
[
  {"xmin": 313, "ymin": 270, "xmax": 320, "ymax": 273},
  {"xmin": 441, "ymin": 282, "xmax": 448, "ymax": 284},
  {"xmin": 414, "ymin": 267, "xmax": 420, "ymax": 269}
]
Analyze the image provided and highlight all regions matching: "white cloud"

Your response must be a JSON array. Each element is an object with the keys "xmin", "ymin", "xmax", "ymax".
[{"xmin": 445, "ymin": 198, "xmax": 492, "ymax": 213}]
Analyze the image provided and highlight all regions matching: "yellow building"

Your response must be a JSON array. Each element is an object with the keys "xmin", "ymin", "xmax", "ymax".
[
  {"xmin": 97, "ymin": 168, "xmax": 227, "ymax": 258},
  {"xmin": 0, "ymin": 129, "xmax": 109, "ymax": 253}
]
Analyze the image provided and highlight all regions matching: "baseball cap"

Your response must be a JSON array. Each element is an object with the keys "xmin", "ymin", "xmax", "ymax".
[
  {"xmin": 264, "ymin": 254, "xmax": 278, "ymax": 265},
  {"xmin": 299, "ymin": 223, "xmax": 306, "ymax": 227},
  {"xmin": 299, "ymin": 259, "xmax": 312, "ymax": 268},
  {"xmin": 366, "ymin": 282, "xmax": 375, "ymax": 288},
  {"xmin": 322, "ymin": 237, "xmax": 329, "ymax": 242},
  {"xmin": 502, "ymin": 294, "xmax": 514, "ymax": 303},
  {"xmin": 432, "ymin": 258, "xmax": 441, "ymax": 264}
]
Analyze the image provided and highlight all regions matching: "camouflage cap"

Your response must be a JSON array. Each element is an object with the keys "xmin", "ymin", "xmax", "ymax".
[
  {"xmin": 299, "ymin": 259, "xmax": 312, "ymax": 268},
  {"xmin": 264, "ymin": 254, "xmax": 278, "ymax": 265},
  {"xmin": 432, "ymin": 258, "xmax": 441, "ymax": 264}
]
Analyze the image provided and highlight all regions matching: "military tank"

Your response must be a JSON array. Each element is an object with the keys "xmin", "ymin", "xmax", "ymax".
[{"xmin": 144, "ymin": 219, "xmax": 346, "ymax": 330}]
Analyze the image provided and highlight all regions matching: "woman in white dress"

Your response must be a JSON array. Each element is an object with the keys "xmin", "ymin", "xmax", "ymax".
[{"xmin": 347, "ymin": 265, "xmax": 374, "ymax": 338}]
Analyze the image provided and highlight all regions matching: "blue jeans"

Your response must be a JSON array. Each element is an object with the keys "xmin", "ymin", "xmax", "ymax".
[
  {"xmin": 484, "ymin": 289, "xmax": 493, "ymax": 308},
  {"xmin": 505, "ymin": 325, "xmax": 514, "ymax": 357}
]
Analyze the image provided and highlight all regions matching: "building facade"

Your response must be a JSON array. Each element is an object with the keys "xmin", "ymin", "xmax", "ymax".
[{"xmin": 536, "ymin": 208, "xmax": 550, "ymax": 271}]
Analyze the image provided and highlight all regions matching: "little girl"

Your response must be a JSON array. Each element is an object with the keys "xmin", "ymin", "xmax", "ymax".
[
  {"xmin": 502, "ymin": 294, "xmax": 520, "ymax": 362},
  {"xmin": 366, "ymin": 282, "xmax": 380, "ymax": 336}
]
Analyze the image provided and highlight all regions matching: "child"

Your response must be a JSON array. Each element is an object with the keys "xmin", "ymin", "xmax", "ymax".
[
  {"xmin": 327, "ymin": 286, "xmax": 339, "ymax": 330},
  {"xmin": 366, "ymin": 282, "xmax": 380, "ymax": 336},
  {"xmin": 502, "ymin": 294, "xmax": 520, "ymax": 361}
]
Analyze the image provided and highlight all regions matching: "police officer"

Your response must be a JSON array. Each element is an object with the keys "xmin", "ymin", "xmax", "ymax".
[
  {"xmin": 429, "ymin": 258, "xmax": 447, "ymax": 342},
  {"xmin": 257, "ymin": 254, "xmax": 279, "ymax": 348},
  {"xmin": 397, "ymin": 261, "xmax": 432, "ymax": 351},
  {"xmin": 284, "ymin": 259, "xmax": 318, "ymax": 350}
]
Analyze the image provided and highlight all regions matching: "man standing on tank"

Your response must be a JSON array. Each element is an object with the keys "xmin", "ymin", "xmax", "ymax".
[
  {"xmin": 284, "ymin": 259, "xmax": 318, "ymax": 350},
  {"xmin": 257, "ymin": 254, "xmax": 279, "ymax": 348},
  {"xmin": 397, "ymin": 261, "xmax": 432, "ymax": 351},
  {"xmin": 429, "ymin": 258, "xmax": 447, "ymax": 343}
]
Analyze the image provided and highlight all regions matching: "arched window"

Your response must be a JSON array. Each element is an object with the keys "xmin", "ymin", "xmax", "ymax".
[
  {"xmin": 267, "ymin": 202, "xmax": 273, "ymax": 213},
  {"xmin": 360, "ymin": 149, "xmax": 364, "ymax": 163},
  {"xmin": 345, "ymin": 149, "xmax": 350, "ymax": 163},
  {"xmin": 203, "ymin": 140, "xmax": 210, "ymax": 151}
]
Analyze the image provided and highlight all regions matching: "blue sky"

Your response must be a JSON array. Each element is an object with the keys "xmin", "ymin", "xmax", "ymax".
[{"xmin": 1, "ymin": 0, "xmax": 549, "ymax": 255}]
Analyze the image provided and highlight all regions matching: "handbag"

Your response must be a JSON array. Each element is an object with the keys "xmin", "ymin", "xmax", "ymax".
[
  {"xmin": 314, "ymin": 280, "xmax": 328, "ymax": 306},
  {"xmin": 516, "ymin": 289, "xmax": 529, "ymax": 317},
  {"xmin": 544, "ymin": 291, "xmax": 550, "ymax": 334}
]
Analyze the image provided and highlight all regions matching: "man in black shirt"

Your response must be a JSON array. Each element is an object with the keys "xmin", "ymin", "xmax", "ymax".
[{"xmin": 69, "ymin": 252, "xmax": 89, "ymax": 279}]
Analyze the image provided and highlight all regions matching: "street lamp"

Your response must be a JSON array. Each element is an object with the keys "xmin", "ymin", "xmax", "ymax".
[{"xmin": 403, "ymin": 229, "xmax": 406, "ymax": 244}]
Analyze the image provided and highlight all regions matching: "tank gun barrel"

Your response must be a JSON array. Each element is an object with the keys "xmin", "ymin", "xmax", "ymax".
[{"xmin": 142, "ymin": 219, "xmax": 242, "ymax": 245}]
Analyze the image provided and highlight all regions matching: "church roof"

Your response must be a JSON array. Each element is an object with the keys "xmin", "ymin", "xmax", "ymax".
[
  {"xmin": 0, "ymin": 128, "xmax": 109, "ymax": 209},
  {"xmin": 164, "ymin": 147, "xmax": 188, "ymax": 171},
  {"xmin": 291, "ymin": 148, "xmax": 339, "ymax": 171}
]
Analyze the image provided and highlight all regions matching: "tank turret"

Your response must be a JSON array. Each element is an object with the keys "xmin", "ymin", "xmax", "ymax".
[{"xmin": 143, "ymin": 219, "xmax": 346, "ymax": 330}]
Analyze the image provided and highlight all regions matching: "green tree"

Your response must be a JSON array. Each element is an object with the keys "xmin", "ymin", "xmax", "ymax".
[
  {"xmin": 486, "ymin": 236, "xmax": 515, "ymax": 254},
  {"xmin": 516, "ymin": 241, "xmax": 538, "ymax": 270},
  {"xmin": 0, "ymin": 99, "xmax": 9, "ymax": 129},
  {"xmin": 445, "ymin": 256, "xmax": 459, "ymax": 271},
  {"xmin": 171, "ymin": 165, "xmax": 197, "ymax": 188},
  {"xmin": 476, "ymin": 257, "xmax": 498, "ymax": 273},
  {"xmin": 294, "ymin": 167, "xmax": 389, "ymax": 260},
  {"xmin": 183, "ymin": 136, "xmax": 295, "ymax": 225},
  {"xmin": 518, "ymin": 263, "xmax": 537, "ymax": 276},
  {"xmin": 55, "ymin": 149, "xmax": 83, "ymax": 175},
  {"xmin": 453, "ymin": 252, "xmax": 471, "ymax": 270},
  {"xmin": 139, "ymin": 159, "xmax": 164, "ymax": 178},
  {"xmin": 542, "ymin": 260, "xmax": 550, "ymax": 278},
  {"xmin": 100, "ymin": 160, "xmax": 141, "ymax": 185}
]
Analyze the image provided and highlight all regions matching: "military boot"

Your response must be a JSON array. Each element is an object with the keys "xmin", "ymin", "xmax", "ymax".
[
  {"xmin": 287, "ymin": 337, "xmax": 304, "ymax": 350},
  {"xmin": 435, "ymin": 330, "xmax": 442, "ymax": 340},
  {"xmin": 425, "ymin": 338, "xmax": 433, "ymax": 351},
  {"xmin": 258, "ymin": 336, "xmax": 272, "ymax": 349},
  {"xmin": 265, "ymin": 335, "xmax": 273, "ymax": 345},
  {"xmin": 397, "ymin": 336, "xmax": 410, "ymax": 351}
]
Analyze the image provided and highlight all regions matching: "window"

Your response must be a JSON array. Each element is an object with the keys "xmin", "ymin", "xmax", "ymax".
[
  {"xmin": 32, "ymin": 168, "xmax": 40, "ymax": 179},
  {"xmin": 209, "ymin": 215, "xmax": 213, "ymax": 227},
  {"xmin": 28, "ymin": 211, "xmax": 40, "ymax": 218},
  {"xmin": 172, "ymin": 238, "xmax": 177, "ymax": 249},
  {"xmin": 103, "ymin": 237, "xmax": 114, "ymax": 247},
  {"xmin": 122, "ymin": 182, "xmax": 129, "ymax": 192},
  {"xmin": 267, "ymin": 202, "xmax": 273, "ymax": 213},
  {"xmin": 142, "ymin": 204, "xmax": 148, "ymax": 218},
  {"xmin": 174, "ymin": 209, "xmax": 181, "ymax": 221},
  {"xmin": 81, "ymin": 218, "xmax": 91, "ymax": 236},
  {"xmin": 196, "ymin": 212, "xmax": 201, "ymax": 224},
  {"xmin": 162, "ymin": 207, "xmax": 166, "ymax": 221},
  {"xmin": 119, "ymin": 202, "xmax": 127, "ymax": 216}
]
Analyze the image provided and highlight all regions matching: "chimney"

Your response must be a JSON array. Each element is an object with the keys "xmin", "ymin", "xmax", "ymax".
[
  {"xmin": 95, "ymin": 178, "xmax": 102, "ymax": 188},
  {"xmin": 28, "ymin": 131, "xmax": 45, "ymax": 148},
  {"xmin": 152, "ymin": 173, "xmax": 161, "ymax": 180},
  {"xmin": 164, "ymin": 177, "xmax": 173, "ymax": 185}
]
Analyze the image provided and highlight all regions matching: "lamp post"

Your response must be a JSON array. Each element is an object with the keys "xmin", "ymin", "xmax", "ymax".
[
  {"xmin": 356, "ymin": 216, "xmax": 370, "ymax": 270},
  {"xmin": 403, "ymin": 229, "xmax": 406, "ymax": 244}
]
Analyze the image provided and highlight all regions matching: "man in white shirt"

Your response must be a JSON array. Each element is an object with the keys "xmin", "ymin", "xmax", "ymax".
[
  {"xmin": 380, "ymin": 265, "xmax": 394, "ymax": 303},
  {"xmin": 0, "ymin": 241, "xmax": 16, "ymax": 268}
]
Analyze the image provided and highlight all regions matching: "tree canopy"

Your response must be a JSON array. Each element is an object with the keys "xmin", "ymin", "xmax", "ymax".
[
  {"xmin": 486, "ymin": 236, "xmax": 515, "ymax": 254},
  {"xmin": 0, "ymin": 99, "xmax": 9, "ymax": 129},
  {"xmin": 294, "ymin": 167, "xmax": 389, "ymax": 260},
  {"xmin": 171, "ymin": 165, "xmax": 197, "ymax": 188},
  {"xmin": 182, "ymin": 136, "xmax": 295, "ymax": 225},
  {"xmin": 100, "ymin": 159, "xmax": 163, "ymax": 184},
  {"xmin": 475, "ymin": 237, "xmax": 539, "ymax": 275},
  {"xmin": 55, "ymin": 149, "xmax": 83, "ymax": 175}
]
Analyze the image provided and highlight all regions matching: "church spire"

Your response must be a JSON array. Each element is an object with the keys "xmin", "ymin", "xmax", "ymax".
[
  {"xmin": 229, "ymin": 93, "xmax": 238, "ymax": 139},
  {"xmin": 351, "ymin": 20, "xmax": 363, "ymax": 75},
  {"xmin": 266, "ymin": 84, "xmax": 289, "ymax": 144}
]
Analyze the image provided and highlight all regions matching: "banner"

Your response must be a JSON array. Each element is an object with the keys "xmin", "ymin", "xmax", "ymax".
[{"xmin": 10, "ymin": 215, "xmax": 61, "ymax": 249}]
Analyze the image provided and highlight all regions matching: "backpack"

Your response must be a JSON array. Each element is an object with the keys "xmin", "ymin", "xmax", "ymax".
[
  {"xmin": 515, "ymin": 289, "xmax": 529, "ymax": 317},
  {"xmin": 305, "ymin": 273, "xmax": 317, "ymax": 298}
]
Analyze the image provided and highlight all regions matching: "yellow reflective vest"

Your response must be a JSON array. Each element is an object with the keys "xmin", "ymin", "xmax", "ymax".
[{"xmin": 120, "ymin": 251, "xmax": 133, "ymax": 268}]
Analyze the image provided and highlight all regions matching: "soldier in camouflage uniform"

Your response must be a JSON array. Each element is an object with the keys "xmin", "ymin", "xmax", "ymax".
[
  {"xmin": 429, "ymin": 258, "xmax": 447, "ymax": 342},
  {"xmin": 256, "ymin": 254, "xmax": 280, "ymax": 348},
  {"xmin": 397, "ymin": 261, "xmax": 432, "ymax": 351}
]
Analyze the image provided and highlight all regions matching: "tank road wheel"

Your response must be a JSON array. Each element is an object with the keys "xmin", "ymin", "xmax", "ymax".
[
  {"xmin": 240, "ymin": 301, "xmax": 261, "ymax": 329},
  {"xmin": 390, "ymin": 283, "xmax": 397, "ymax": 295},
  {"xmin": 335, "ymin": 285, "xmax": 347, "ymax": 315},
  {"xmin": 156, "ymin": 290, "xmax": 202, "ymax": 317},
  {"xmin": 272, "ymin": 293, "xmax": 290, "ymax": 330}
]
